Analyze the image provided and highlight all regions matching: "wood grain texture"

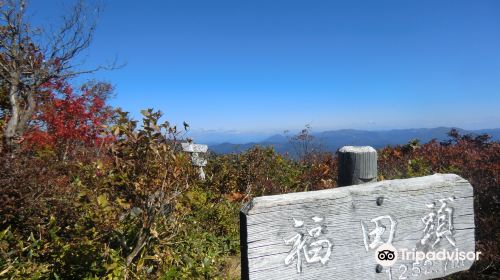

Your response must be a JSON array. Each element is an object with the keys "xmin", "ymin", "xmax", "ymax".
[
  {"xmin": 191, "ymin": 153, "xmax": 207, "ymax": 167},
  {"xmin": 240, "ymin": 174, "xmax": 475, "ymax": 280},
  {"xmin": 338, "ymin": 146, "xmax": 378, "ymax": 186},
  {"xmin": 181, "ymin": 143, "xmax": 208, "ymax": 153}
]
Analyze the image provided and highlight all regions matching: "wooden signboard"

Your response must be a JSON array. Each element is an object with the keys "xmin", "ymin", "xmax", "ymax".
[
  {"xmin": 181, "ymin": 142, "xmax": 208, "ymax": 179},
  {"xmin": 181, "ymin": 143, "xmax": 208, "ymax": 153},
  {"xmin": 240, "ymin": 174, "xmax": 476, "ymax": 280}
]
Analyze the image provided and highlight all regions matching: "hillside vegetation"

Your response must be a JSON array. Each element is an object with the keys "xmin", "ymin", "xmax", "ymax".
[{"xmin": 0, "ymin": 105, "xmax": 498, "ymax": 279}]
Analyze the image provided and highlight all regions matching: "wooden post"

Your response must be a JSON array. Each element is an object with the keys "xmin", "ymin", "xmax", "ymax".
[
  {"xmin": 338, "ymin": 146, "xmax": 377, "ymax": 187},
  {"xmin": 181, "ymin": 142, "xmax": 208, "ymax": 180}
]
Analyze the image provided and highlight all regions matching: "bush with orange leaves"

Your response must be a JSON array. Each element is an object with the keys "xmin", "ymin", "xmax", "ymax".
[{"xmin": 378, "ymin": 129, "xmax": 499, "ymax": 279}]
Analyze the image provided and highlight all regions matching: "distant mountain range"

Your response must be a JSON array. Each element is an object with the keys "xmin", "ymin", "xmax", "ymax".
[{"xmin": 208, "ymin": 127, "xmax": 500, "ymax": 155}]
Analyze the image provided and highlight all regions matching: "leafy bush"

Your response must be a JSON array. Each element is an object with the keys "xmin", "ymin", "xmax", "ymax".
[
  {"xmin": 1, "ymin": 115, "xmax": 498, "ymax": 280},
  {"xmin": 0, "ymin": 109, "xmax": 199, "ymax": 279}
]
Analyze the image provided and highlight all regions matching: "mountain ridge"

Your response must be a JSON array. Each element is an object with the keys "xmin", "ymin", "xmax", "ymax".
[{"xmin": 208, "ymin": 127, "xmax": 500, "ymax": 155}]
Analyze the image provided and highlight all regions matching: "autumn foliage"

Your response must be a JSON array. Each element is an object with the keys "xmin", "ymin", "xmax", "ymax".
[
  {"xmin": 1, "ymin": 106, "xmax": 499, "ymax": 280},
  {"xmin": 378, "ymin": 131, "xmax": 500, "ymax": 279},
  {"xmin": 22, "ymin": 80, "xmax": 113, "ymax": 157}
]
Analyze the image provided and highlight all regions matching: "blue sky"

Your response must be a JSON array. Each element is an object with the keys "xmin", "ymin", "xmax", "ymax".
[{"xmin": 30, "ymin": 0, "xmax": 500, "ymax": 137}]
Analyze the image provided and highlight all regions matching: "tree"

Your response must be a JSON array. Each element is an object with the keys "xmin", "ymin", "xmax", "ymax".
[
  {"xmin": 0, "ymin": 0, "xmax": 112, "ymax": 151},
  {"xmin": 286, "ymin": 124, "xmax": 317, "ymax": 160},
  {"xmin": 23, "ymin": 79, "xmax": 114, "ymax": 159}
]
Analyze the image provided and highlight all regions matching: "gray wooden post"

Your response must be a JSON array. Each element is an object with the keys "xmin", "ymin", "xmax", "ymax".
[{"xmin": 338, "ymin": 146, "xmax": 377, "ymax": 187}]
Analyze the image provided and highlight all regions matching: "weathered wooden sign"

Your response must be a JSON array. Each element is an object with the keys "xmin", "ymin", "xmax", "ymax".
[
  {"xmin": 181, "ymin": 143, "xmax": 208, "ymax": 153},
  {"xmin": 181, "ymin": 143, "xmax": 208, "ymax": 179},
  {"xmin": 240, "ymin": 174, "xmax": 475, "ymax": 280}
]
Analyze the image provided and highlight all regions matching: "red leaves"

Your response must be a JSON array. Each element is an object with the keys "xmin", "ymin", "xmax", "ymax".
[{"xmin": 23, "ymin": 79, "xmax": 113, "ymax": 152}]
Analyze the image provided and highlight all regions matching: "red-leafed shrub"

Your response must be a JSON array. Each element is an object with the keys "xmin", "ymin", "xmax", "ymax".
[{"xmin": 22, "ymin": 80, "xmax": 114, "ymax": 159}]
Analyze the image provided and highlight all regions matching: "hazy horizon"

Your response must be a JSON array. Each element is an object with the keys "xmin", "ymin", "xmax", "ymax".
[{"xmin": 187, "ymin": 126, "xmax": 500, "ymax": 144}]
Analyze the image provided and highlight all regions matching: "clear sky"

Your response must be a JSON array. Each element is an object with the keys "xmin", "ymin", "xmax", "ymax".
[{"xmin": 29, "ymin": 0, "xmax": 500, "ymax": 135}]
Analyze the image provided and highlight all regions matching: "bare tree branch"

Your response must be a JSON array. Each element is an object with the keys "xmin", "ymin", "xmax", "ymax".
[{"xmin": 0, "ymin": 0, "xmax": 118, "ymax": 152}]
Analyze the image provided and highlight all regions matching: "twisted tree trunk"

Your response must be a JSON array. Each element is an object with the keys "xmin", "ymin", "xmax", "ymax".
[{"xmin": 3, "ymin": 78, "xmax": 36, "ymax": 152}]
